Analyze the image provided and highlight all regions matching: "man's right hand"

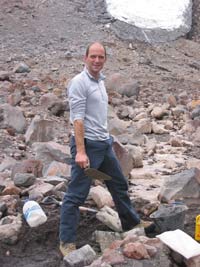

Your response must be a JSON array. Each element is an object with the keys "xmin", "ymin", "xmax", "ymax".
[{"xmin": 75, "ymin": 151, "xmax": 89, "ymax": 169}]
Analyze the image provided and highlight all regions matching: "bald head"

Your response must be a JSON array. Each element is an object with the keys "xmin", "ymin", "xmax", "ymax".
[
  {"xmin": 84, "ymin": 42, "xmax": 106, "ymax": 79},
  {"xmin": 85, "ymin": 42, "xmax": 107, "ymax": 58}
]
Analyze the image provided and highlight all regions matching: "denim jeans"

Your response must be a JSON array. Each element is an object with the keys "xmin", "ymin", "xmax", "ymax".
[{"xmin": 59, "ymin": 136, "xmax": 140, "ymax": 243}]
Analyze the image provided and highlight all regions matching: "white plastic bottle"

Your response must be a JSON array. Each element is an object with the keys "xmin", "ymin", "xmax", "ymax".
[{"xmin": 23, "ymin": 200, "xmax": 47, "ymax": 227}]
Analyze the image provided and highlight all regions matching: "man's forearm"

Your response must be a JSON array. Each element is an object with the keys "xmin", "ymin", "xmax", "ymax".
[
  {"xmin": 73, "ymin": 119, "xmax": 89, "ymax": 168},
  {"xmin": 74, "ymin": 119, "xmax": 85, "ymax": 153}
]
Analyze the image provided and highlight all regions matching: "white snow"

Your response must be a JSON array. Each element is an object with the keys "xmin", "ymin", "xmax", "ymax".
[{"xmin": 105, "ymin": 0, "xmax": 190, "ymax": 30}]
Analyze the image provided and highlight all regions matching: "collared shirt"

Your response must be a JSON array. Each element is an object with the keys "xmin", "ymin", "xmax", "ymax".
[{"xmin": 68, "ymin": 67, "xmax": 109, "ymax": 141}]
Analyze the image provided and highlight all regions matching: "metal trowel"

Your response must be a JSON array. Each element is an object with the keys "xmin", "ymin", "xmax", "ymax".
[
  {"xmin": 84, "ymin": 167, "xmax": 112, "ymax": 181},
  {"xmin": 66, "ymin": 158, "xmax": 111, "ymax": 181}
]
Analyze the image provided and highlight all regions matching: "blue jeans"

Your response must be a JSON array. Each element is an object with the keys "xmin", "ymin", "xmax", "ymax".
[{"xmin": 59, "ymin": 136, "xmax": 140, "ymax": 243}]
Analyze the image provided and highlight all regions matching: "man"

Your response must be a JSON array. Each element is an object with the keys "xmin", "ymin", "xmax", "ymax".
[{"xmin": 59, "ymin": 42, "xmax": 142, "ymax": 256}]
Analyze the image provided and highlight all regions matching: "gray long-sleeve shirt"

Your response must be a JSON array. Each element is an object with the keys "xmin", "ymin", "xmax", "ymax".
[{"xmin": 68, "ymin": 68, "xmax": 109, "ymax": 141}]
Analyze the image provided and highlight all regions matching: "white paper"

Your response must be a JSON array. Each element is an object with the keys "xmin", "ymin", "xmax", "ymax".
[{"xmin": 157, "ymin": 229, "xmax": 200, "ymax": 259}]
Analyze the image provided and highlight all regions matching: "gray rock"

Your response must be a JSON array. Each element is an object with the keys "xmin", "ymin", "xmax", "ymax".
[
  {"xmin": 25, "ymin": 115, "xmax": 56, "ymax": 145},
  {"xmin": 39, "ymin": 93, "xmax": 59, "ymax": 108},
  {"xmin": 14, "ymin": 62, "xmax": 30, "ymax": 73},
  {"xmin": 11, "ymin": 159, "xmax": 43, "ymax": 179},
  {"xmin": 64, "ymin": 244, "xmax": 96, "ymax": 267},
  {"xmin": 13, "ymin": 173, "xmax": 36, "ymax": 187},
  {"xmin": 125, "ymin": 145, "xmax": 143, "ymax": 168},
  {"xmin": 94, "ymin": 230, "xmax": 122, "ymax": 252},
  {"xmin": 118, "ymin": 81, "xmax": 140, "ymax": 98},
  {"xmin": 44, "ymin": 160, "xmax": 71, "ymax": 178},
  {"xmin": 0, "ymin": 103, "xmax": 26, "ymax": 133},
  {"xmin": 32, "ymin": 141, "xmax": 71, "ymax": 174},
  {"xmin": 158, "ymin": 168, "xmax": 200, "ymax": 202},
  {"xmin": 0, "ymin": 214, "xmax": 22, "ymax": 244},
  {"xmin": 108, "ymin": 117, "xmax": 130, "ymax": 136},
  {"xmin": 136, "ymin": 119, "xmax": 152, "ymax": 134},
  {"xmin": 96, "ymin": 206, "xmax": 122, "ymax": 232}
]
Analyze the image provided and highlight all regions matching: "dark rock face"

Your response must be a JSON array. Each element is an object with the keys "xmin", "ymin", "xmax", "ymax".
[{"xmin": 189, "ymin": 0, "xmax": 200, "ymax": 41}]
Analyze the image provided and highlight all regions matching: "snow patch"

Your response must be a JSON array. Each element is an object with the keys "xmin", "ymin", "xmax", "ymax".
[{"xmin": 106, "ymin": 0, "xmax": 190, "ymax": 30}]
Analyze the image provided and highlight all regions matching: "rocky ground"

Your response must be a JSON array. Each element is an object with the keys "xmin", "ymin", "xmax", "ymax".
[{"xmin": 0, "ymin": 0, "xmax": 200, "ymax": 267}]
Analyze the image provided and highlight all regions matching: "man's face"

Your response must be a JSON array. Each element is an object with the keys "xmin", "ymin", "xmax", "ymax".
[{"xmin": 84, "ymin": 43, "xmax": 106, "ymax": 79}]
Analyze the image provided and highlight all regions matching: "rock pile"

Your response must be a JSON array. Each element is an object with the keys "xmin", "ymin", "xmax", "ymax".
[{"xmin": 0, "ymin": 60, "xmax": 200, "ymax": 266}]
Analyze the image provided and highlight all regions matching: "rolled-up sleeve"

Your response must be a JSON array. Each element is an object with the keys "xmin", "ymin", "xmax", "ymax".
[{"xmin": 68, "ymin": 78, "xmax": 87, "ymax": 122}]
